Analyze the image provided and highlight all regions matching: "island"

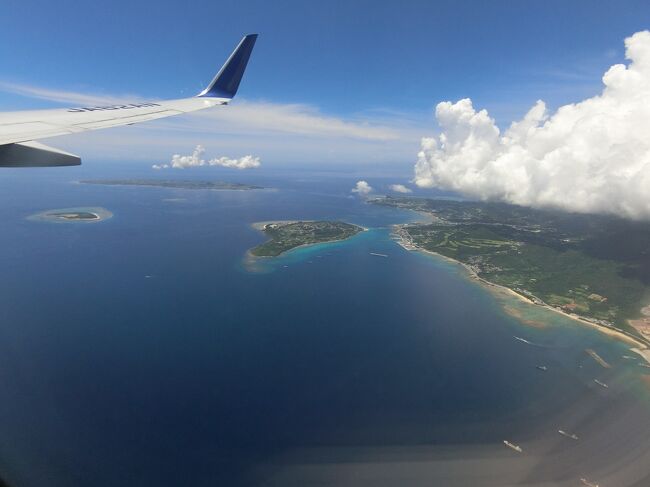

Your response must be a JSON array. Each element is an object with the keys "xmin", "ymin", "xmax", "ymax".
[
  {"xmin": 250, "ymin": 221, "xmax": 364, "ymax": 257},
  {"xmin": 79, "ymin": 179, "xmax": 263, "ymax": 190},
  {"xmin": 50, "ymin": 211, "xmax": 99, "ymax": 221},
  {"xmin": 371, "ymin": 196, "xmax": 650, "ymax": 348},
  {"xmin": 28, "ymin": 207, "xmax": 113, "ymax": 223}
]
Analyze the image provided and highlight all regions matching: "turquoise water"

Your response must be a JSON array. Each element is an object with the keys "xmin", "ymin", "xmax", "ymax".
[{"xmin": 0, "ymin": 167, "xmax": 648, "ymax": 486}]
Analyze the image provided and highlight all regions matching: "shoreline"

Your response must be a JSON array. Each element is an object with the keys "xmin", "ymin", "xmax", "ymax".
[{"xmin": 392, "ymin": 224, "xmax": 650, "ymax": 360}]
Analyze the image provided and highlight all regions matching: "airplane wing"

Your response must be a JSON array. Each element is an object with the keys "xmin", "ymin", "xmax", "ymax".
[{"xmin": 0, "ymin": 34, "xmax": 257, "ymax": 167}]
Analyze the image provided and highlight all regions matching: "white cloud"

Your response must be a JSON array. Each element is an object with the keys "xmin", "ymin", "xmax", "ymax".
[
  {"xmin": 155, "ymin": 145, "xmax": 205, "ymax": 169},
  {"xmin": 414, "ymin": 30, "xmax": 650, "ymax": 220},
  {"xmin": 0, "ymin": 81, "xmax": 407, "ymax": 142},
  {"xmin": 208, "ymin": 155, "xmax": 261, "ymax": 169},
  {"xmin": 153, "ymin": 145, "xmax": 260, "ymax": 170},
  {"xmin": 352, "ymin": 180, "xmax": 373, "ymax": 196},
  {"xmin": 389, "ymin": 184, "xmax": 412, "ymax": 193},
  {"xmin": 191, "ymin": 100, "xmax": 402, "ymax": 141},
  {"xmin": 0, "ymin": 81, "xmax": 140, "ymax": 106}
]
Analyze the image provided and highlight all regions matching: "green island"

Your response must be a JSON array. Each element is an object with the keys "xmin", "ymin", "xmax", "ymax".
[
  {"xmin": 371, "ymin": 196, "xmax": 650, "ymax": 345},
  {"xmin": 250, "ymin": 221, "xmax": 364, "ymax": 257},
  {"xmin": 28, "ymin": 207, "xmax": 113, "ymax": 223},
  {"xmin": 51, "ymin": 212, "xmax": 99, "ymax": 221},
  {"xmin": 80, "ymin": 179, "xmax": 263, "ymax": 190}
]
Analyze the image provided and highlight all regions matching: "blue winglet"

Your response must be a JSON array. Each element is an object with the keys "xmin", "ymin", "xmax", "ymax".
[{"xmin": 198, "ymin": 34, "xmax": 258, "ymax": 99}]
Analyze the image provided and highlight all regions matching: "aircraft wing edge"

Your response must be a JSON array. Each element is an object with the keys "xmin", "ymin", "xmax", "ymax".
[
  {"xmin": 0, "ymin": 141, "xmax": 80, "ymax": 167},
  {"xmin": 0, "ymin": 34, "xmax": 258, "ymax": 167}
]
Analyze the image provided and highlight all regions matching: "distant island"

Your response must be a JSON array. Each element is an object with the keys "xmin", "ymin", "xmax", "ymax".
[
  {"xmin": 371, "ymin": 196, "xmax": 650, "ymax": 348},
  {"xmin": 28, "ymin": 207, "xmax": 113, "ymax": 223},
  {"xmin": 250, "ymin": 220, "xmax": 364, "ymax": 257},
  {"xmin": 79, "ymin": 179, "xmax": 263, "ymax": 190}
]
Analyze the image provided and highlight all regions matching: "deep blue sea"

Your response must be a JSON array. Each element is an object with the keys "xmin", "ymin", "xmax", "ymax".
[{"xmin": 0, "ymin": 165, "xmax": 648, "ymax": 487}]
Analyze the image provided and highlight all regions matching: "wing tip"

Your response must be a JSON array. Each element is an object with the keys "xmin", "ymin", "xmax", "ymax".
[{"xmin": 198, "ymin": 34, "xmax": 258, "ymax": 99}]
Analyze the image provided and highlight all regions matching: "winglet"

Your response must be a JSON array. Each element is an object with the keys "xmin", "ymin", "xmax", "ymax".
[{"xmin": 198, "ymin": 34, "xmax": 258, "ymax": 99}]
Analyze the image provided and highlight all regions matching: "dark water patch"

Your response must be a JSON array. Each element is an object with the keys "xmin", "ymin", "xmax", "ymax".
[{"xmin": 0, "ymin": 171, "xmax": 647, "ymax": 486}]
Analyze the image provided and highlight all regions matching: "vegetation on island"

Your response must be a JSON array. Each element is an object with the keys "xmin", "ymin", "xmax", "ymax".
[
  {"xmin": 80, "ymin": 179, "xmax": 263, "ymax": 190},
  {"xmin": 49, "ymin": 211, "xmax": 99, "ymax": 220},
  {"xmin": 251, "ymin": 221, "xmax": 363, "ymax": 257},
  {"xmin": 371, "ymin": 196, "xmax": 650, "ymax": 340}
]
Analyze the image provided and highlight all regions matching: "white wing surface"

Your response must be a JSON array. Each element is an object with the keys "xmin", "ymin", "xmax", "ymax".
[{"xmin": 0, "ymin": 34, "xmax": 257, "ymax": 167}]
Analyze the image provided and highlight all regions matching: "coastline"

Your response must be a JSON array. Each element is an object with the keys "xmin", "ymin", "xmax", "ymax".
[{"xmin": 392, "ymin": 224, "xmax": 650, "ymax": 360}]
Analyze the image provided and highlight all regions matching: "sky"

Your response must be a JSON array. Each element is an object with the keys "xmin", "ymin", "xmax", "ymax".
[{"xmin": 1, "ymin": 1, "xmax": 650, "ymax": 185}]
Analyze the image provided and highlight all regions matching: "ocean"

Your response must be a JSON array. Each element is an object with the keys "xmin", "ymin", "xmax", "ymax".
[{"xmin": 0, "ymin": 165, "xmax": 648, "ymax": 487}]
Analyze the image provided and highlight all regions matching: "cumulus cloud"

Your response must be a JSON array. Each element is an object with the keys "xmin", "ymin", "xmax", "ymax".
[
  {"xmin": 414, "ymin": 30, "xmax": 650, "ymax": 220},
  {"xmin": 352, "ymin": 180, "xmax": 373, "ymax": 196},
  {"xmin": 208, "ymin": 155, "xmax": 261, "ymax": 169},
  {"xmin": 153, "ymin": 145, "xmax": 261, "ymax": 170},
  {"xmin": 153, "ymin": 145, "xmax": 204, "ymax": 169},
  {"xmin": 389, "ymin": 184, "xmax": 413, "ymax": 193}
]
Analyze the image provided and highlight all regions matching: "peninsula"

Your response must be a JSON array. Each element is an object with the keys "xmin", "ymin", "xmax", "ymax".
[
  {"xmin": 79, "ymin": 179, "xmax": 263, "ymax": 190},
  {"xmin": 371, "ymin": 196, "xmax": 650, "ymax": 347},
  {"xmin": 250, "ymin": 220, "xmax": 363, "ymax": 257}
]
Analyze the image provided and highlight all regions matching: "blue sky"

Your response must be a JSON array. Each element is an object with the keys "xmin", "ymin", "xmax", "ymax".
[{"xmin": 1, "ymin": 0, "xmax": 650, "ymax": 171}]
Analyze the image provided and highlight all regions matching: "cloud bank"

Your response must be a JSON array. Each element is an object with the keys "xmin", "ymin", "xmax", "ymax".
[
  {"xmin": 0, "ymin": 80, "xmax": 420, "ymax": 166},
  {"xmin": 192, "ymin": 100, "xmax": 402, "ymax": 141},
  {"xmin": 389, "ymin": 184, "xmax": 412, "ymax": 193},
  {"xmin": 0, "ymin": 81, "xmax": 137, "ymax": 106},
  {"xmin": 153, "ymin": 145, "xmax": 260, "ymax": 170},
  {"xmin": 0, "ymin": 82, "xmax": 406, "ymax": 142},
  {"xmin": 352, "ymin": 180, "xmax": 373, "ymax": 196},
  {"xmin": 414, "ymin": 30, "xmax": 650, "ymax": 220}
]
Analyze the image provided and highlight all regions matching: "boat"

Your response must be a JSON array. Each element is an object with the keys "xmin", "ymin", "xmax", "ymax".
[
  {"xmin": 585, "ymin": 349, "xmax": 611, "ymax": 368},
  {"xmin": 514, "ymin": 336, "xmax": 532, "ymax": 345},
  {"xmin": 558, "ymin": 429, "xmax": 579, "ymax": 440},
  {"xmin": 503, "ymin": 440, "xmax": 522, "ymax": 453},
  {"xmin": 580, "ymin": 478, "xmax": 599, "ymax": 487},
  {"xmin": 594, "ymin": 379, "xmax": 608, "ymax": 388},
  {"xmin": 369, "ymin": 252, "xmax": 388, "ymax": 258},
  {"xmin": 639, "ymin": 363, "xmax": 650, "ymax": 369},
  {"xmin": 536, "ymin": 365, "xmax": 548, "ymax": 371}
]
